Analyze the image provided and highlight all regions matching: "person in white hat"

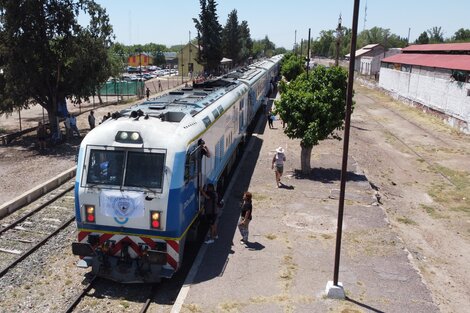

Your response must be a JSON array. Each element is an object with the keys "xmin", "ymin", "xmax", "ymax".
[{"xmin": 272, "ymin": 147, "xmax": 286, "ymax": 187}]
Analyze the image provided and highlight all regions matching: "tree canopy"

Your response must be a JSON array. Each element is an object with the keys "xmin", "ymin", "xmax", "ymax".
[
  {"xmin": 275, "ymin": 66, "xmax": 349, "ymax": 173},
  {"xmin": 193, "ymin": 0, "xmax": 223, "ymax": 74},
  {"xmin": 0, "ymin": 0, "xmax": 113, "ymax": 138},
  {"xmin": 279, "ymin": 53, "xmax": 305, "ymax": 82},
  {"xmin": 222, "ymin": 9, "xmax": 241, "ymax": 65}
]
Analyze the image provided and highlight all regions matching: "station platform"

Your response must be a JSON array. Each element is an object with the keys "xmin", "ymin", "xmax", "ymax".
[{"xmin": 171, "ymin": 97, "xmax": 439, "ymax": 313}]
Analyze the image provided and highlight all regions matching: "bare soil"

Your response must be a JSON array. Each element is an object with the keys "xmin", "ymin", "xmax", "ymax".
[{"xmin": 0, "ymin": 81, "xmax": 469, "ymax": 312}]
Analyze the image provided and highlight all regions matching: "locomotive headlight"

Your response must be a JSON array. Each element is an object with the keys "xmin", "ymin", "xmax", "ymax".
[
  {"xmin": 115, "ymin": 131, "xmax": 143, "ymax": 144},
  {"xmin": 119, "ymin": 132, "xmax": 128, "ymax": 140},
  {"xmin": 131, "ymin": 132, "xmax": 140, "ymax": 141},
  {"xmin": 84, "ymin": 205, "xmax": 96, "ymax": 223},
  {"xmin": 150, "ymin": 211, "xmax": 161, "ymax": 229}
]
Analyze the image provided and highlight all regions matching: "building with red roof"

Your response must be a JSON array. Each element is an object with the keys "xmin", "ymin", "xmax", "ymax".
[{"xmin": 379, "ymin": 43, "xmax": 470, "ymax": 133}]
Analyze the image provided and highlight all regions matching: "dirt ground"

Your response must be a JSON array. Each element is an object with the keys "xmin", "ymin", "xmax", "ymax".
[{"xmin": 0, "ymin": 81, "xmax": 469, "ymax": 312}]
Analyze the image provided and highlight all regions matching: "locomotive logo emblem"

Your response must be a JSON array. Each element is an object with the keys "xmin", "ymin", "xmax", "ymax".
[{"xmin": 101, "ymin": 190, "xmax": 145, "ymax": 218}]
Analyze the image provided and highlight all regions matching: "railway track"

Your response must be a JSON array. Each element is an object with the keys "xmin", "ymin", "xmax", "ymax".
[
  {"xmin": 0, "ymin": 180, "xmax": 75, "ymax": 278},
  {"xmin": 357, "ymin": 94, "xmax": 468, "ymax": 187}
]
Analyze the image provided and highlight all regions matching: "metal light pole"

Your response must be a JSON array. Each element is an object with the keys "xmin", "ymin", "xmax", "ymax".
[
  {"xmin": 326, "ymin": 0, "xmax": 360, "ymax": 299},
  {"xmin": 335, "ymin": 14, "xmax": 343, "ymax": 67},
  {"xmin": 306, "ymin": 29, "xmax": 311, "ymax": 79}
]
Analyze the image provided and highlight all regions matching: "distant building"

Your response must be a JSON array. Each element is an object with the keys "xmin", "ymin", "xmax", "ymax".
[
  {"xmin": 178, "ymin": 43, "xmax": 204, "ymax": 78},
  {"xmin": 379, "ymin": 43, "xmax": 470, "ymax": 133},
  {"xmin": 128, "ymin": 53, "xmax": 153, "ymax": 68},
  {"xmin": 346, "ymin": 44, "xmax": 399, "ymax": 76},
  {"xmin": 163, "ymin": 52, "xmax": 178, "ymax": 68}
]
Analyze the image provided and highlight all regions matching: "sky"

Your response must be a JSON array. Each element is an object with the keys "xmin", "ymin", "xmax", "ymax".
[{"xmin": 92, "ymin": 0, "xmax": 470, "ymax": 49}]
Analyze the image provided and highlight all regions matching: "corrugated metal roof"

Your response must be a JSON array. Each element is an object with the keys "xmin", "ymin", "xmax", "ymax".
[
  {"xmin": 382, "ymin": 53, "xmax": 470, "ymax": 71},
  {"xmin": 346, "ymin": 43, "xmax": 383, "ymax": 57},
  {"xmin": 403, "ymin": 43, "xmax": 470, "ymax": 52}
]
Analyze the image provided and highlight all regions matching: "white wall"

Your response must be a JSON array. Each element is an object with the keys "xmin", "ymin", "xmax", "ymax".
[{"xmin": 379, "ymin": 67, "xmax": 470, "ymax": 133}]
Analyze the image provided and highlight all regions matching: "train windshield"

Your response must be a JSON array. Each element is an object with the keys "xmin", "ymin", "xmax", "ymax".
[
  {"xmin": 86, "ymin": 149, "xmax": 165, "ymax": 190},
  {"xmin": 87, "ymin": 150, "xmax": 125, "ymax": 186},
  {"xmin": 124, "ymin": 151, "xmax": 164, "ymax": 189}
]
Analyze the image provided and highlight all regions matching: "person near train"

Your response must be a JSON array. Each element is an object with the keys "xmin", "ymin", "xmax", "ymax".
[
  {"xmin": 238, "ymin": 191, "xmax": 253, "ymax": 245},
  {"xmin": 200, "ymin": 183, "xmax": 222, "ymax": 244}
]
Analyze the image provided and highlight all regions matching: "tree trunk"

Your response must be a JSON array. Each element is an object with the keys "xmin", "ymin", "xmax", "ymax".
[
  {"xmin": 97, "ymin": 89, "xmax": 103, "ymax": 105},
  {"xmin": 300, "ymin": 144, "xmax": 313, "ymax": 175},
  {"xmin": 47, "ymin": 108, "xmax": 60, "ymax": 144}
]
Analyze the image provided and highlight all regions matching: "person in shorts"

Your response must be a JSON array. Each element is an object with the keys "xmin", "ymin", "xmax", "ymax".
[{"xmin": 272, "ymin": 146, "xmax": 286, "ymax": 187}]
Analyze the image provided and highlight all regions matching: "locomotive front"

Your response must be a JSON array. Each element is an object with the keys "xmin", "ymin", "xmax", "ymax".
[{"xmin": 72, "ymin": 116, "xmax": 189, "ymax": 283}]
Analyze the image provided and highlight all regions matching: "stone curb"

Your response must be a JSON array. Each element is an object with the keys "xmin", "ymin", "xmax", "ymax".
[{"xmin": 0, "ymin": 166, "xmax": 76, "ymax": 219}]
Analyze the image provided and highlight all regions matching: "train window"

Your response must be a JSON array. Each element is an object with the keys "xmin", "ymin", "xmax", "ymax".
[
  {"xmin": 217, "ymin": 105, "xmax": 224, "ymax": 114},
  {"xmin": 184, "ymin": 149, "xmax": 197, "ymax": 182},
  {"xmin": 212, "ymin": 109, "xmax": 220, "ymax": 119},
  {"xmin": 124, "ymin": 151, "xmax": 165, "ymax": 190},
  {"xmin": 87, "ymin": 150, "xmax": 125, "ymax": 186},
  {"xmin": 202, "ymin": 116, "xmax": 211, "ymax": 127}
]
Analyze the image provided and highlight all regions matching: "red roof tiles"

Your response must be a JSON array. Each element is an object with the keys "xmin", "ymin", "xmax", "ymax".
[{"xmin": 382, "ymin": 53, "xmax": 470, "ymax": 71}]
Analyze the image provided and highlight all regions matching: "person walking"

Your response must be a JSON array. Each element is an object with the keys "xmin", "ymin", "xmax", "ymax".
[
  {"xmin": 146, "ymin": 87, "xmax": 150, "ymax": 100},
  {"xmin": 272, "ymin": 146, "xmax": 286, "ymax": 187},
  {"xmin": 268, "ymin": 110, "xmax": 275, "ymax": 129},
  {"xmin": 238, "ymin": 191, "xmax": 253, "ymax": 245},
  {"xmin": 37, "ymin": 121, "xmax": 47, "ymax": 151},
  {"xmin": 200, "ymin": 183, "xmax": 221, "ymax": 244},
  {"xmin": 158, "ymin": 80, "xmax": 163, "ymax": 92},
  {"xmin": 69, "ymin": 114, "xmax": 80, "ymax": 137},
  {"xmin": 88, "ymin": 110, "xmax": 96, "ymax": 130}
]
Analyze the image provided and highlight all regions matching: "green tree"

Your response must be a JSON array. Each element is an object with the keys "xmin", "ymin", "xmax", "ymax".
[
  {"xmin": 415, "ymin": 31, "xmax": 430, "ymax": 44},
  {"xmin": 312, "ymin": 30, "xmax": 335, "ymax": 57},
  {"xmin": 452, "ymin": 28, "xmax": 470, "ymax": 42},
  {"xmin": 222, "ymin": 9, "xmax": 241, "ymax": 65},
  {"xmin": 252, "ymin": 36, "xmax": 276, "ymax": 58},
  {"xmin": 275, "ymin": 66, "xmax": 349, "ymax": 174},
  {"xmin": 239, "ymin": 20, "xmax": 253, "ymax": 64},
  {"xmin": 427, "ymin": 26, "xmax": 444, "ymax": 43},
  {"xmin": 280, "ymin": 53, "xmax": 305, "ymax": 82},
  {"xmin": 193, "ymin": 0, "xmax": 223, "ymax": 74},
  {"xmin": 0, "ymin": 0, "xmax": 113, "ymax": 138}
]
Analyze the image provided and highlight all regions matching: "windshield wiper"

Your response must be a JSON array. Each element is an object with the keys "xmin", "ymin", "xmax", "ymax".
[{"xmin": 127, "ymin": 183, "xmax": 156, "ymax": 193}]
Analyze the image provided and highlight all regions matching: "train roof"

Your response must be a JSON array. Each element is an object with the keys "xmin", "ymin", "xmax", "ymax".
[{"xmin": 118, "ymin": 77, "xmax": 244, "ymax": 123}]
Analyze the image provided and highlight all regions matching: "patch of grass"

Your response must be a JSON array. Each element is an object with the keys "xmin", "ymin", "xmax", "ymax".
[
  {"xmin": 119, "ymin": 301, "xmax": 130, "ymax": 309},
  {"xmin": 321, "ymin": 234, "xmax": 333, "ymax": 240},
  {"xmin": 182, "ymin": 303, "xmax": 203, "ymax": 313},
  {"xmin": 254, "ymin": 193, "xmax": 269, "ymax": 201},
  {"xmin": 219, "ymin": 301, "xmax": 242, "ymax": 312},
  {"xmin": 421, "ymin": 204, "xmax": 446, "ymax": 219},
  {"xmin": 397, "ymin": 216, "xmax": 417, "ymax": 225},
  {"xmin": 0, "ymin": 127, "xmax": 6, "ymax": 134},
  {"xmin": 428, "ymin": 165, "xmax": 470, "ymax": 216},
  {"xmin": 265, "ymin": 233, "xmax": 277, "ymax": 240}
]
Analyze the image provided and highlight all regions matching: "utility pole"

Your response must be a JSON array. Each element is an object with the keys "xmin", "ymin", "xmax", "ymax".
[
  {"xmin": 326, "ymin": 0, "xmax": 361, "ymax": 299},
  {"xmin": 335, "ymin": 14, "xmax": 342, "ymax": 67},
  {"xmin": 294, "ymin": 30, "xmax": 297, "ymax": 54},
  {"xmin": 306, "ymin": 29, "xmax": 311, "ymax": 78}
]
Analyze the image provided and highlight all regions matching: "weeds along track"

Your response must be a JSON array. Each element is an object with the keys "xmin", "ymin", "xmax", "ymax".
[
  {"xmin": 357, "ymin": 96, "xmax": 469, "ymax": 187},
  {"xmin": 0, "ymin": 180, "xmax": 75, "ymax": 278}
]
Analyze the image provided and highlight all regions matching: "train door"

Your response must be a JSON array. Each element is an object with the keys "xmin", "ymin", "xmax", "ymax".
[{"xmin": 185, "ymin": 146, "xmax": 203, "ymax": 210}]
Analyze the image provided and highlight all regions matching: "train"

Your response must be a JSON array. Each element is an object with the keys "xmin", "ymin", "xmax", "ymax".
[{"xmin": 72, "ymin": 55, "xmax": 283, "ymax": 283}]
